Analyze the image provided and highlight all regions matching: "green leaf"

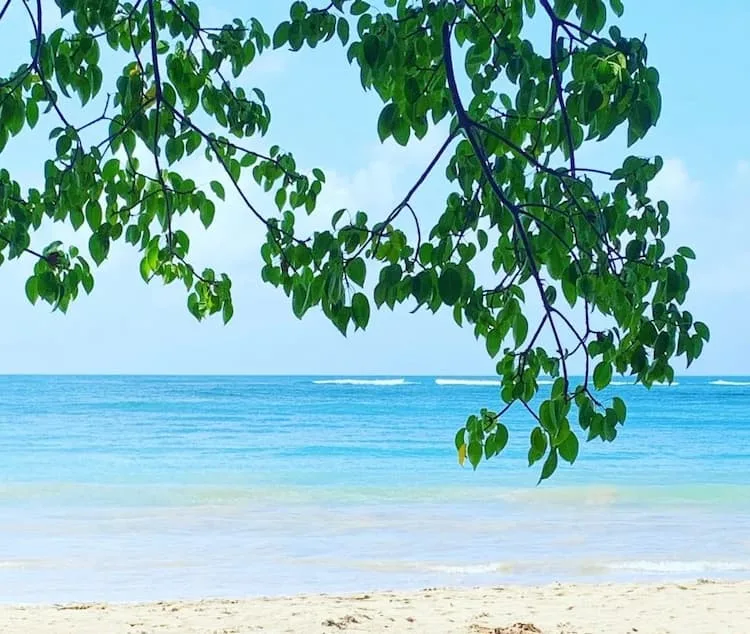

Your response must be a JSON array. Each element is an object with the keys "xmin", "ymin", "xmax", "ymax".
[
  {"xmin": 628, "ymin": 102, "xmax": 652, "ymax": 142},
  {"xmin": 494, "ymin": 424, "xmax": 509, "ymax": 455},
  {"xmin": 347, "ymin": 258, "xmax": 366, "ymax": 286},
  {"xmin": 25, "ymin": 100, "xmax": 39, "ymax": 128},
  {"xmin": 467, "ymin": 440, "xmax": 482, "ymax": 469},
  {"xmin": 477, "ymin": 229, "xmax": 488, "ymax": 250},
  {"xmin": 222, "ymin": 300, "xmax": 234, "ymax": 324},
  {"xmin": 438, "ymin": 267, "xmax": 463, "ymax": 306},
  {"xmin": 275, "ymin": 188, "xmax": 287, "ymax": 211},
  {"xmin": 290, "ymin": 1, "xmax": 307, "ymax": 20},
  {"xmin": 351, "ymin": 292, "xmax": 370, "ymax": 329},
  {"xmin": 539, "ymin": 399, "xmax": 558, "ymax": 436},
  {"xmin": 586, "ymin": 87, "xmax": 604, "ymax": 112},
  {"xmin": 377, "ymin": 103, "xmax": 398, "ymax": 142},
  {"xmin": 102, "ymin": 159, "xmax": 119, "ymax": 181},
  {"xmin": 350, "ymin": 0, "xmax": 369, "ymax": 15},
  {"xmin": 36, "ymin": 271, "xmax": 57, "ymax": 299},
  {"xmin": 88, "ymin": 231, "xmax": 109, "ymax": 266},
  {"xmin": 512, "ymin": 314, "xmax": 528, "ymax": 348},
  {"xmin": 539, "ymin": 448, "xmax": 558, "ymax": 482},
  {"xmin": 363, "ymin": 35, "xmax": 380, "ymax": 67},
  {"xmin": 70, "ymin": 208, "xmax": 84, "ymax": 230},
  {"xmin": 638, "ymin": 321, "xmax": 657, "ymax": 346},
  {"xmin": 558, "ymin": 432, "xmax": 579, "ymax": 464},
  {"xmin": 528, "ymin": 427, "xmax": 548, "ymax": 466},
  {"xmin": 165, "ymin": 137, "xmax": 181, "ymax": 164},
  {"xmin": 486, "ymin": 328, "xmax": 502, "ymax": 357},
  {"xmin": 626, "ymin": 239, "xmax": 643, "ymax": 261},
  {"xmin": 210, "ymin": 180, "xmax": 225, "ymax": 201},
  {"xmin": 593, "ymin": 361, "xmax": 612, "ymax": 390},
  {"xmin": 411, "ymin": 271, "xmax": 432, "ymax": 304},
  {"xmin": 694, "ymin": 321, "xmax": 710, "ymax": 342},
  {"xmin": 337, "ymin": 18, "xmax": 350, "ymax": 45},
  {"xmin": 125, "ymin": 225, "xmax": 140, "ymax": 245},
  {"xmin": 25, "ymin": 276, "xmax": 38, "ymax": 304},
  {"xmin": 392, "ymin": 116, "xmax": 410, "ymax": 146},
  {"xmin": 81, "ymin": 271, "xmax": 94, "ymax": 294},
  {"xmin": 292, "ymin": 282, "xmax": 310, "ymax": 318},
  {"xmin": 272, "ymin": 22, "xmax": 289, "ymax": 48},
  {"xmin": 331, "ymin": 208, "xmax": 346, "ymax": 228},
  {"xmin": 85, "ymin": 202, "xmax": 102, "ymax": 231},
  {"xmin": 200, "ymin": 200, "xmax": 216, "ymax": 228},
  {"xmin": 612, "ymin": 396, "xmax": 626, "ymax": 423}
]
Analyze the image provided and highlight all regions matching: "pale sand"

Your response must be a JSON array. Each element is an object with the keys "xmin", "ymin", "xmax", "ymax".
[{"xmin": 1, "ymin": 581, "xmax": 749, "ymax": 633}]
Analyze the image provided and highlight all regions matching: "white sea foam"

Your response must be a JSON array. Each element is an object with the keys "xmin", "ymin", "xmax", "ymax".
[
  {"xmin": 435, "ymin": 379, "xmax": 502, "ymax": 386},
  {"xmin": 711, "ymin": 380, "xmax": 750, "ymax": 386},
  {"xmin": 425, "ymin": 562, "xmax": 513, "ymax": 574},
  {"xmin": 607, "ymin": 560, "xmax": 750, "ymax": 573},
  {"xmin": 312, "ymin": 378, "xmax": 411, "ymax": 386}
]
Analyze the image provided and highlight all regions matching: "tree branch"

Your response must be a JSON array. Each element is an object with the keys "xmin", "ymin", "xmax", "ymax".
[{"xmin": 442, "ymin": 19, "xmax": 570, "ymax": 390}]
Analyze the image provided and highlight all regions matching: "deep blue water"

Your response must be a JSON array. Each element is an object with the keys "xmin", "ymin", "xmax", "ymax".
[{"xmin": 0, "ymin": 375, "xmax": 749, "ymax": 603}]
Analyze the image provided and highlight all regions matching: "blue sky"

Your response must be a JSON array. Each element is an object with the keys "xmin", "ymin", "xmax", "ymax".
[{"xmin": 0, "ymin": 1, "xmax": 748, "ymax": 375}]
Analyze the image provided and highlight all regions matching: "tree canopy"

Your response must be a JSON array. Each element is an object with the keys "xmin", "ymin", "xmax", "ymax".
[{"xmin": 0, "ymin": 0, "xmax": 708, "ymax": 480}]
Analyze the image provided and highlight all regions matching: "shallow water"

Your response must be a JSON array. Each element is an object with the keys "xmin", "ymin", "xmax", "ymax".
[{"xmin": 0, "ymin": 375, "xmax": 748, "ymax": 603}]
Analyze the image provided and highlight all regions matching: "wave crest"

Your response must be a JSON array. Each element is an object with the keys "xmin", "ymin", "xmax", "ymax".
[
  {"xmin": 313, "ymin": 379, "xmax": 411, "ymax": 386},
  {"xmin": 435, "ymin": 379, "xmax": 501, "ymax": 386},
  {"xmin": 425, "ymin": 562, "xmax": 513, "ymax": 574},
  {"xmin": 607, "ymin": 560, "xmax": 750, "ymax": 573}
]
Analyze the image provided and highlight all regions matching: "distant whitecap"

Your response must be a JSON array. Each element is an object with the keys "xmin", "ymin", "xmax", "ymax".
[
  {"xmin": 435, "ymin": 379, "xmax": 501, "ymax": 386},
  {"xmin": 607, "ymin": 560, "xmax": 750, "ymax": 573},
  {"xmin": 312, "ymin": 378, "xmax": 411, "ymax": 386}
]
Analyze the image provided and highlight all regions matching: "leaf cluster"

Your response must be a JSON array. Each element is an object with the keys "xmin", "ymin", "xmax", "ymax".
[{"xmin": 0, "ymin": 0, "xmax": 708, "ymax": 480}]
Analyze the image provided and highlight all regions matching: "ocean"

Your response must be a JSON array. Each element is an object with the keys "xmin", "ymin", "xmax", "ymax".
[{"xmin": 0, "ymin": 375, "xmax": 748, "ymax": 603}]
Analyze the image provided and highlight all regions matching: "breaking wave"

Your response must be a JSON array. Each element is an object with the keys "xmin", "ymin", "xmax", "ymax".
[
  {"xmin": 607, "ymin": 560, "xmax": 750, "ymax": 573},
  {"xmin": 313, "ymin": 378, "xmax": 412, "ymax": 386},
  {"xmin": 435, "ymin": 379, "xmax": 555, "ymax": 386},
  {"xmin": 435, "ymin": 379, "xmax": 501, "ymax": 386}
]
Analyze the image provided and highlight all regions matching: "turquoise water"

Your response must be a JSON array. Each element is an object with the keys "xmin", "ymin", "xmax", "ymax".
[{"xmin": 1, "ymin": 375, "xmax": 749, "ymax": 603}]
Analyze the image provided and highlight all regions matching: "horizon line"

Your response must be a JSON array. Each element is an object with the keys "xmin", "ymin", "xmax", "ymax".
[{"xmin": 0, "ymin": 373, "xmax": 747, "ymax": 378}]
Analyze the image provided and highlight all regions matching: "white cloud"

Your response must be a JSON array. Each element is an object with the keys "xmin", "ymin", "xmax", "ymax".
[
  {"xmin": 651, "ymin": 158, "xmax": 702, "ymax": 211},
  {"xmin": 646, "ymin": 157, "xmax": 750, "ymax": 374},
  {"xmin": 653, "ymin": 159, "xmax": 749, "ymax": 288},
  {"xmin": 177, "ymin": 128, "xmax": 452, "ymax": 277},
  {"xmin": 0, "ymin": 121, "xmax": 494, "ymax": 375}
]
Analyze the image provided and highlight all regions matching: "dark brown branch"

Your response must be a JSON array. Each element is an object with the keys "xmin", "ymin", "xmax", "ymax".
[
  {"xmin": 442, "ymin": 19, "xmax": 570, "ymax": 391},
  {"xmin": 0, "ymin": 0, "xmax": 12, "ymax": 22},
  {"xmin": 545, "ymin": 25, "xmax": 576, "ymax": 175},
  {"xmin": 146, "ymin": 0, "xmax": 173, "ymax": 249}
]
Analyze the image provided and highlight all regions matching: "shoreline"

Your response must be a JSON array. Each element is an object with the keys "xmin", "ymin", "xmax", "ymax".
[{"xmin": 2, "ymin": 580, "xmax": 749, "ymax": 633}]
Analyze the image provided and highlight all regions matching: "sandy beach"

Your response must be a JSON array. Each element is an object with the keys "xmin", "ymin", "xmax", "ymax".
[{"xmin": 1, "ymin": 580, "xmax": 748, "ymax": 633}]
